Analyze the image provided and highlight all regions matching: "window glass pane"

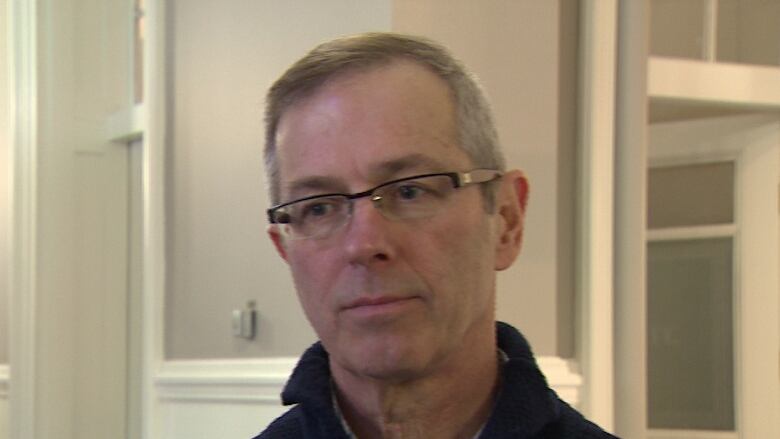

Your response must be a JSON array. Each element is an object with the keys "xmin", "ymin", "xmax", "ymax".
[
  {"xmin": 650, "ymin": 0, "xmax": 780, "ymax": 66},
  {"xmin": 648, "ymin": 162, "xmax": 734, "ymax": 229},
  {"xmin": 717, "ymin": 0, "xmax": 780, "ymax": 66},
  {"xmin": 651, "ymin": 0, "xmax": 708, "ymax": 60},
  {"xmin": 647, "ymin": 238, "xmax": 735, "ymax": 430}
]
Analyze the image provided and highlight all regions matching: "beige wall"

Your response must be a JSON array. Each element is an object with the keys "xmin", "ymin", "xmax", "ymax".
[
  {"xmin": 166, "ymin": 0, "xmax": 577, "ymax": 359},
  {"xmin": 0, "ymin": 0, "xmax": 10, "ymax": 365}
]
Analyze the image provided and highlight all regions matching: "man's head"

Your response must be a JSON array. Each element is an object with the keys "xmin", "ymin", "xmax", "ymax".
[
  {"xmin": 265, "ymin": 32, "xmax": 506, "ymax": 209},
  {"xmin": 265, "ymin": 32, "xmax": 528, "ymax": 382}
]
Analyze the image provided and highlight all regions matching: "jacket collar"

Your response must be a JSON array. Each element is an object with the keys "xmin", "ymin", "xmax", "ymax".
[{"xmin": 281, "ymin": 322, "xmax": 559, "ymax": 438}]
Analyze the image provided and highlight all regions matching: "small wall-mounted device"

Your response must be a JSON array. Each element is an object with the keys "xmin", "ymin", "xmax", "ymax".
[{"xmin": 232, "ymin": 301, "xmax": 257, "ymax": 340}]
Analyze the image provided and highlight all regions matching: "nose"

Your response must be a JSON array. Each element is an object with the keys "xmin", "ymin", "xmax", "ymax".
[{"xmin": 342, "ymin": 196, "xmax": 396, "ymax": 266}]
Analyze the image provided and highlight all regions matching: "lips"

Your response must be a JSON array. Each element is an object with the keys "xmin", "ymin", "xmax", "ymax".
[
  {"xmin": 341, "ymin": 295, "xmax": 421, "ymax": 320},
  {"xmin": 343, "ymin": 295, "xmax": 414, "ymax": 309}
]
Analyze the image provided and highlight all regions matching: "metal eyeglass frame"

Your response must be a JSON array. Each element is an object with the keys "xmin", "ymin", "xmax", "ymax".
[{"xmin": 267, "ymin": 168, "xmax": 502, "ymax": 237}]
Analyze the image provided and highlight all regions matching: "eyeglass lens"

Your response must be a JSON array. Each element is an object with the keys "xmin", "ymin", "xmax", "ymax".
[{"xmin": 278, "ymin": 174, "xmax": 457, "ymax": 239}]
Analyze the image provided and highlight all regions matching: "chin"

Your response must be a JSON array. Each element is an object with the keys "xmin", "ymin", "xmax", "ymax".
[
  {"xmin": 339, "ymin": 334, "xmax": 434, "ymax": 382},
  {"xmin": 349, "ymin": 358, "xmax": 426, "ymax": 383}
]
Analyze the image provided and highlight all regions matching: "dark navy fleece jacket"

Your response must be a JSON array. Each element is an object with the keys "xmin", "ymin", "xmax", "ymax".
[{"xmin": 254, "ymin": 322, "xmax": 618, "ymax": 438}]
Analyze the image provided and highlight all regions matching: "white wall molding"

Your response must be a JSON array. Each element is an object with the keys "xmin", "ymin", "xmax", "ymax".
[
  {"xmin": 107, "ymin": 103, "xmax": 145, "ymax": 143},
  {"xmin": 576, "ymin": 0, "xmax": 617, "ymax": 430},
  {"xmin": 140, "ymin": 1, "xmax": 167, "ymax": 438},
  {"xmin": 648, "ymin": 429, "xmax": 738, "ymax": 439},
  {"xmin": 153, "ymin": 356, "xmax": 582, "ymax": 406},
  {"xmin": 0, "ymin": 364, "xmax": 9, "ymax": 399},
  {"xmin": 8, "ymin": 0, "xmax": 38, "ymax": 437},
  {"xmin": 536, "ymin": 356, "xmax": 583, "ymax": 407},
  {"xmin": 649, "ymin": 56, "xmax": 780, "ymax": 108},
  {"xmin": 613, "ymin": 1, "xmax": 649, "ymax": 437}
]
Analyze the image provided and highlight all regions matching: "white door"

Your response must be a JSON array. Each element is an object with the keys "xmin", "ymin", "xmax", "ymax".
[{"xmin": 646, "ymin": 114, "xmax": 780, "ymax": 439}]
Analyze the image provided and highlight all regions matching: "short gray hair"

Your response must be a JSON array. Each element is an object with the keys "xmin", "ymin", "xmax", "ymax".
[{"xmin": 264, "ymin": 32, "xmax": 505, "ymax": 207}]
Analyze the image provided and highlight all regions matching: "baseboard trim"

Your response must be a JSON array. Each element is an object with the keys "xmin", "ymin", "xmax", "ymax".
[{"xmin": 154, "ymin": 356, "xmax": 582, "ymax": 406}]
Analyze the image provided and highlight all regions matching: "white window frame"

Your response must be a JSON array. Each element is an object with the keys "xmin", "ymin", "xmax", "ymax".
[{"xmin": 647, "ymin": 114, "xmax": 780, "ymax": 439}]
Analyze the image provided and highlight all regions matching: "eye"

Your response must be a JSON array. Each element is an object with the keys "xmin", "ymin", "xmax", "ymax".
[
  {"xmin": 397, "ymin": 184, "xmax": 426, "ymax": 200},
  {"xmin": 296, "ymin": 197, "xmax": 344, "ymax": 222},
  {"xmin": 303, "ymin": 202, "xmax": 333, "ymax": 217}
]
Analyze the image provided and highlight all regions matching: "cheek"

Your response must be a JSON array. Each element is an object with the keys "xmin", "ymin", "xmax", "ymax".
[
  {"xmin": 413, "ymin": 211, "xmax": 496, "ymax": 299},
  {"xmin": 286, "ymin": 249, "xmax": 338, "ymax": 325}
]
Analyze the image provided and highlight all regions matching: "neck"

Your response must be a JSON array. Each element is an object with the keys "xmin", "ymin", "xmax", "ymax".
[{"xmin": 331, "ymin": 326, "xmax": 499, "ymax": 439}]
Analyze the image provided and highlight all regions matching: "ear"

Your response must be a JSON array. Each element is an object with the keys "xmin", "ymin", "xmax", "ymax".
[
  {"xmin": 494, "ymin": 170, "xmax": 529, "ymax": 271},
  {"xmin": 267, "ymin": 225, "xmax": 290, "ymax": 262}
]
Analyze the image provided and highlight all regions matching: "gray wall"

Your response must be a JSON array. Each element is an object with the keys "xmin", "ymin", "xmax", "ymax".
[
  {"xmin": 0, "ymin": 0, "xmax": 10, "ymax": 365},
  {"xmin": 165, "ymin": 0, "xmax": 393, "ymax": 359},
  {"xmin": 165, "ymin": 0, "xmax": 577, "ymax": 359},
  {"xmin": 393, "ymin": 0, "xmax": 577, "ymax": 356}
]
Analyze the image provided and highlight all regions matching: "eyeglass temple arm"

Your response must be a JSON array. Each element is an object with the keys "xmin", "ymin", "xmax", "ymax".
[{"xmin": 457, "ymin": 169, "xmax": 502, "ymax": 187}]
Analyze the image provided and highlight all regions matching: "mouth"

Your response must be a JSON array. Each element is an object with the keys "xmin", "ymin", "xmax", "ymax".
[{"xmin": 341, "ymin": 295, "xmax": 422, "ymax": 321}]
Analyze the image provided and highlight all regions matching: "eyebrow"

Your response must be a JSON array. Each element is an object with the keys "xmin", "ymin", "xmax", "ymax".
[
  {"xmin": 285, "ymin": 176, "xmax": 344, "ymax": 198},
  {"xmin": 283, "ymin": 153, "xmax": 452, "ymax": 199},
  {"xmin": 370, "ymin": 154, "xmax": 450, "ymax": 180}
]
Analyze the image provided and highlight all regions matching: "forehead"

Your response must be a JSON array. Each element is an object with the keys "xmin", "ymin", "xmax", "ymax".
[{"xmin": 274, "ymin": 60, "xmax": 469, "ymax": 192}]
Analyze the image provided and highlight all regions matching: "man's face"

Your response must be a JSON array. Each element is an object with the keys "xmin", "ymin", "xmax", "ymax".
[{"xmin": 269, "ymin": 61, "xmax": 512, "ymax": 380}]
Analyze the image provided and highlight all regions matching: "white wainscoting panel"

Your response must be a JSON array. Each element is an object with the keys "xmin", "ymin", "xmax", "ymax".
[
  {"xmin": 0, "ymin": 364, "xmax": 8, "ymax": 439},
  {"xmin": 155, "ymin": 356, "xmax": 581, "ymax": 438},
  {"xmin": 156, "ymin": 358, "xmax": 296, "ymax": 404},
  {"xmin": 648, "ymin": 430, "xmax": 738, "ymax": 439},
  {"xmin": 160, "ymin": 400, "xmax": 283, "ymax": 439},
  {"xmin": 156, "ymin": 358, "xmax": 294, "ymax": 439}
]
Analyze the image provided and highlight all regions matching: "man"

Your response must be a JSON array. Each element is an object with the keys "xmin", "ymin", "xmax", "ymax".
[{"xmin": 256, "ymin": 32, "xmax": 616, "ymax": 438}]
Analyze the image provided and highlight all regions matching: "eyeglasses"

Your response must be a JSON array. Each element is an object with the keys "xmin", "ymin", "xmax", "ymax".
[{"xmin": 267, "ymin": 169, "xmax": 502, "ymax": 240}]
